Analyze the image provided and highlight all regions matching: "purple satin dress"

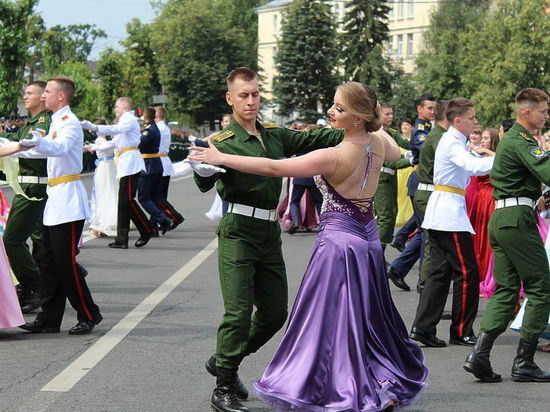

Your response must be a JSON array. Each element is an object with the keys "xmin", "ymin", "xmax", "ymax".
[{"xmin": 254, "ymin": 148, "xmax": 428, "ymax": 411}]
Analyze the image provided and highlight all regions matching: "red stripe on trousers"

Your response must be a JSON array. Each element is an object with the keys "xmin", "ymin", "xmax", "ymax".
[
  {"xmin": 71, "ymin": 222, "xmax": 93, "ymax": 321},
  {"xmin": 453, "ymin": 232, "xmax": 468, "ymax": 337},
  {"xmin": 128, "ymin": 175, "xmax": 150, "ymax": 233}
]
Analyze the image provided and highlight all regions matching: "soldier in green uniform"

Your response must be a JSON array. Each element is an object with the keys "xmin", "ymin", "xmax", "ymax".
[
  {"xmin": 0, "ymin": 81, "xmax": 51, "ymax": 312},
  {"xmin": 464, "ymin": 88, "xmax": 550, "ymax": 383},
  {"xmin": 192, "ymin": 68, "xmax": 343, "ymax": 412},
  {"xmin": 374, "ymin": 103, "xmax": 412, "ymax": 252},
  {"xmin": 414, "ymin": 100, "xmax": 449, "ymax": 291}
]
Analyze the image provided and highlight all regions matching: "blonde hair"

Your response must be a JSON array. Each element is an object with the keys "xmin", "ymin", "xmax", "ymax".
[{"xmin": 337, "ymin": 82, "xmax": 382, "ymax": 132}]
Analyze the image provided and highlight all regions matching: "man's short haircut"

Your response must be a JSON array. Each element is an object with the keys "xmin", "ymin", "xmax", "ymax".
[
  {"xmin": 227, "ymin": 67, "xmax": 257, "ymax": 89},
  {"xmin": 47, "ymin": 75, "xmax": 75, "ymax": 102},
  {"xmin": 143, "ymin": 107, "xmax": 156, "ymax": 121},
  {"xmin": 117, "ymin": 96, "xmax": 133, "ymax": 109},
  {"xmin": 434, "ymin": 99, "xmax": 450, "ymax": 122},
  {"xmin": 501, "ymin": 118, "xmax": 515, "ymax": 132},
  {"xmin": 28, "ymin": 80, "xmax": 47, "ymax": 91},
  {"xmin": 380, "ymin": 102, "xmax": 392, "ymax": 110},
  {"xmin": 415, "ymin": 93, "xmax": 436, "ymax": 108},
  {"xmin": 155, "ymin": 106, "xmax": 166, "ymax": 120},
  {"xmin": 400, "ymin": 118, "xmax": 413, "ymax": 126},
  {"xmin": 515, "ymin": 88, "xmax": 549, "ymax": 113},
  {"xmin": 445, "ymin": 98, "xmax": 475, "ymax": 123}
]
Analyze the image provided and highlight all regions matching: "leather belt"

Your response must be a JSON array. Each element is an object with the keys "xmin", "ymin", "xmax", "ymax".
[
  {"xmin": 381, "ymin": 167, "xmax": 396, "ymax": 175},
  {"xmin": 115, "ymin": 146, "xmax": 138, "ymax": 156},
  {"xmin": 227, "ymin": 202, "xmax": 277, "ymax": 222},
  {"xmin": 417, "ymin": 183, "xmax": 434, "ymax": 192},
  {"xmin": 495, "ymin": 197, "xmax": 536, "ymax": 209},
  {"xmin": 17, "ymin": 176, "xmax": 48, "ymax": 184},
  {"xmin": 434, "ymin": 184, "xmax": 466, "ymax": 196},
  {"xmin": 47, "ymin": 174, "xmax": 80, "ymax": 187}
]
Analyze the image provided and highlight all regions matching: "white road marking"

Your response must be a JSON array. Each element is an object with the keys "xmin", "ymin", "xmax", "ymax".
[{"xmin": 40, "ymin": 237, "xmax": 218, "ymax": 392}]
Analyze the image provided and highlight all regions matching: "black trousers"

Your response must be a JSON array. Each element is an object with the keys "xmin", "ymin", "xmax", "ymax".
[
  {"xmin": 117, "ymin": 173, "xmax": 153, "ymax": 243},
  {"xmin": 137, "ymin": 172, "xmax": 167, "ymax": 224},
  {"xmin": 37, "ymin": 220, "xmax": 100, "ymax": 327},
  {"xmin": 412, "ymin": 229, "xmax": 479, "ymax": 339},
  {"xmin": 159, "ymin": 176, "xmax": 184, "ymax": 224}
]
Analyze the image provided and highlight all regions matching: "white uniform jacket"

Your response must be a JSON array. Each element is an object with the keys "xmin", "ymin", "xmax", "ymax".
[
  {"xmin": 422, "ymin": 126, "xmax": 494, "ymax": 233},
  {"xmin": 156, "ymin": 120, "xmax": 174, "ymax": 177},
  {"xmin": 95, "ymin": 111, "xmax": 145, "ymax": 179},
  {"xmin": 16, "ymin": 105, "xmax": 90, "ymax": 226}
]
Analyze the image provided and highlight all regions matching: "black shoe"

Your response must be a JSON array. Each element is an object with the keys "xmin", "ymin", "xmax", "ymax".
[
  {"xmin": 288, "ymin": 224, "xmax": 298, "ymax": 235},
  {"xmin": 20, "ymin": 293, "xmax": 44, "ymax": 314},
  {"xmin": 390, "ymin": 240, "xmax": 405, "ymax": 252},
  {"xmin": 108, "ymin": 241, "xmax": 128, "ymax": 249},
  {"xmin": 463, "ymin": 333, "xmax": 502, "ymax": 382},
  {"xmin": 135, "ymin": 234, "xmax": 152, "ymax": 248},
  {"xmin": 387, "ymin": 268, "xmax": 410, "ymax": 291},
  {"xmin": 169, "ymin": 216, "xmax": 185, "ymax": 231},
  {"xmin": 511, "ymin": 338, "xmax": 550, "ymax": 382},
  {"xmin": 450, "ymin": 335, "xmax": 477, "ymax": 346},
  {"xmin": 206, "ymin": 355, "xmax": 249, "ymax": 400},
  {"xmin": 68, "ymin": 314, "xmax": 103, "ymax": 335},
  {"xmin": 441, "ymin": 310, "xmax": 452, "ymax": 320},
  {"xmin": 211, "ymin": 387, "xmax": 249, "ymax": 412},
  {"xmin": 410, "ymin": 327, "xmax": 446, "ymax": 347},
  {"xmin": 159, "ymin": 218, "xmax": 173, "ymax": 236},
  {"xmin": 19, "ymin": 319, "xmax": 60, "ymax": 333}
]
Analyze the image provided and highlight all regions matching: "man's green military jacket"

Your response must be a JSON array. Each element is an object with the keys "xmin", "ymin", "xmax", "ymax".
[{"xmin": 416, "ymin": 123, "xmax": 447, "ymax": 185}]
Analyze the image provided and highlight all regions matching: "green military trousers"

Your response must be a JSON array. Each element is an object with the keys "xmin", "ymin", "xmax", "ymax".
[
  {"xmin": 480, "ymin": 206, "xmax": 550, "ymax": 342},
  {"xmin": 414, "ymin": 189, "xmax": 432, "ymax": 289},
  {"xmin": 215, "ymin": 213, "xmax": 288, "ymax": 370},
  {"xmin": 3, "ymin": 184, "xmax": 47, "ymax": 291},
  {"xmin": 374, "ymin": 174, "xmax": 398, "ymax": 245}
]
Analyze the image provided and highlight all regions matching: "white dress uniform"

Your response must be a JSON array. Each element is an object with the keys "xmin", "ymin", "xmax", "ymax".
[
  {"xmin": 156, "ymin": 120, "xmax": 175, "ymax": 176},
  {"xmin": 94, "ymin": 111, "xmax": 145, "ymax": 178}
]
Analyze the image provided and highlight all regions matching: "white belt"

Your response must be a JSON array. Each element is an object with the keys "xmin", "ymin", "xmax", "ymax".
[
  {"xmin": 227, "ymin": 203, "xmax": 277, "ymax": 222},
  {"xmin": 495, "ymin": 197, "xmax": 536, "ymax": 209},
  {"xmin": 417, "ymin": 183, "xmax": 434, "ymax": 192},
  {"xmin": 17, "ymin": 176, "xmax": 48, "ymax": 184},
  {"xmin": 381, "ymin": 167, "xmax": 396, "ymax": 175}
]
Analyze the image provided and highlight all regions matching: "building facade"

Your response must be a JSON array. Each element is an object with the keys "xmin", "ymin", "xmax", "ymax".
[{"xmin": 257, "ymin": 0, "xmax": 440, "ymax": 119}]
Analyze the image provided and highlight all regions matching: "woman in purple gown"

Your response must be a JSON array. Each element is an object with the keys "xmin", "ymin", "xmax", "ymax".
[{"xmin": 190, "ymin": 82, "xmax": 428, "ymax": 411}]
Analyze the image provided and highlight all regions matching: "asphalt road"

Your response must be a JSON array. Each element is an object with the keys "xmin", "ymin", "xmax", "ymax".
[{"xmin": 1, "ymin": 174, "xmax": 549, "ymax": 411}]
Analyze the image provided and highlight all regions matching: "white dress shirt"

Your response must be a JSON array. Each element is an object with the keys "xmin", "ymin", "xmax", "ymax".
[
  {"xmin": 422, "ymin": 126, "xmax": 494, "ymax": 233},
  {"xmin": 94, "ymin": 111, "xmax": 145, "ymax": 178},
  {"xmin": 16, "ymin": 105, "xmax": 90, "ymax": 226},
  {"xmin": 156, "ymin": 120, "xmax": 174, "ymax": 176}
]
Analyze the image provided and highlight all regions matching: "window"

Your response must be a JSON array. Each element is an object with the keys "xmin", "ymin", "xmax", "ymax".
[
  {"xmin": 387, "ymin": 35, "xmax": 393, "ymax": 56},
  {"xmin": 388, "ymin": 2, "xmax": 394, "ymax": 20},
  {"xmin": 273, "ymin": 14, "xmax": 279, "ymax": 34},
  {"xmin": 407, "ymin": 33, "xmax": 414, "ymax": 56},
  {"xmin": 397, "ymin": 34, "xmax": 403, "ymax": 57},
  {"xmin": 408, "ymin": 0, "xmax": 415, "ymax": 17},
  {"xmin": 397, "ymin": 1, "xmax": 404, "ymax": 18}
]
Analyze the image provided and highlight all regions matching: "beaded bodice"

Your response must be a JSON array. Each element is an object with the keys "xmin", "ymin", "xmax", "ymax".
[{"xmin": 314, "ymin": 144, "xmax": 375, "ymax": 225}]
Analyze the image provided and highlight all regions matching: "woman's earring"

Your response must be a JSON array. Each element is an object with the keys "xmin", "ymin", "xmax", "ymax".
[{"xmin": 353, "ymin": 123, "xmax": 358, "ymax": 128}]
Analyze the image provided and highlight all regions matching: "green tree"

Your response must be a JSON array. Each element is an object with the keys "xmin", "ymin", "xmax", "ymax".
[
  {"xmin": 0, "ymin": 0, "xmax": 38, "ymax": 115},
  {"xmin": 389, "ymin": 71, "xmax": 419, "ymax": 125},
  {"xmin": 151, "ymin": 0, "xmax": 253, "ymax": 124},
  {"xmin": 460, "ymin": 0, "xmax": 550, "ymax": 126},
  {"xmin": 96, "ymin": 48, "xmax": 124, "ymax": 118},
  {"xmin": 273, "ymin": 0, "xmax": 338, "ymax": 121},
  {"xmin": 41, "ymin": 24, "xmax": 106, "ymax": 73},
  {"xmin": 340, "ymin": 0, "xmax": 390, "ymax": 83},
  {"xmin": 415, "ymin": 0, "xmax": 491, "ymax": 99}
]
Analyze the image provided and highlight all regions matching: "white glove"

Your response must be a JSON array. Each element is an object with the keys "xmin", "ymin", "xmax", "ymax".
[
  {"xmin": 184, "ymin": 155, "xmax": 226, "ymax": 177},
  {"xmin": 19, "ymin": 131, "xmax": 42, "ymax": 147},
  {"xmin": 188, "ymin": 135, "xmax": 198, "ymax": 144},
  {"xmin": 81, "ymin": 120, "xmax": 98, "ymax": 132},
  {"xmin": 403, "ymin": 150, "xmax": 413, "ymax": 160}
]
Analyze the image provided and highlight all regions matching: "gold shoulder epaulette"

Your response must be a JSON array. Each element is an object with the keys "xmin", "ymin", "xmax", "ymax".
[
  {"xmin": 388, "ymin": 127, "xmax": 399, "ymax": 133},
  {"xmin": 519, "ymin": 131, "xmax": 536, "ymax": 143},
  {"xmin": 260, "ymin": 121, "xmax": 278, "ymax": 129},
  {"xmin": 213, "ymin": 130, "xmax": 235, "ymax": 142}
]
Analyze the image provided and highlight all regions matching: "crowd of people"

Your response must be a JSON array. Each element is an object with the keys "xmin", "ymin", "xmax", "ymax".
[{"xmin": 0, "ymin": 68, "xmax": 549, "ymax": 412}]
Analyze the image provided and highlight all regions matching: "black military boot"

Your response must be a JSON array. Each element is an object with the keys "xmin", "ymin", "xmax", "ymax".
[
  {"xmin": 511, "ymin": 338, "xmax": 550, "ymax": 382},
  {"xmin": 211, "ymin": 367, "xmax": 249, "ymax": 412},
  {"xmin": 206, "ymin": 355, "xmax": 249, "ymax": 400},
  {"xmin": 463, "ymin": 332, "xmax": 502, "ymax": 382},
  {"xmin": 109, "ymin": 229, "xmax": 129, "ymax": 249}
]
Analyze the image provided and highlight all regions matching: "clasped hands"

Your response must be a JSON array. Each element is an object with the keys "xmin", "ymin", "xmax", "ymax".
[{"xmin": 185, "ymin": 139, "xmax": 226, "ymax": 177}]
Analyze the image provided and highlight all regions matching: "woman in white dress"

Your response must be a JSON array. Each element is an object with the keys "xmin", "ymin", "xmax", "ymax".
[{"xmin": 89, "ymin": 123, "xmax": 118, "ymax": 237}]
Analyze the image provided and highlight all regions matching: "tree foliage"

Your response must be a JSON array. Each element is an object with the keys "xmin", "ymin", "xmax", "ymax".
[
  {"xmin": 96, "ymin": 48, "xmax": 124, "ymax": 119},
  {"xmin": 272, "ymin": 0, "xmax": 338, "ymax": 121},
  {"xmin": 151, "ymin": 0, "xmax": 254, "ymax": 124},
  {"xmin": 460, "ymin": 0, "xmax": 550, "ymax": 126},
  {"xmin": 414, "ymin": 0, "xmax": 491, "ymax": 99},
  {"xmin": 0, "ymin": 0, "xmax": 37, "ymax": 115}
]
